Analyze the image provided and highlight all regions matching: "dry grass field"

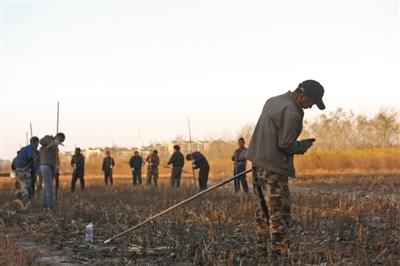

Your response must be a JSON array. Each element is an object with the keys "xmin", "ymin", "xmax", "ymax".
[{"xmin": 0, "ymin": 173, "xmax": 399, "ymax": 265}]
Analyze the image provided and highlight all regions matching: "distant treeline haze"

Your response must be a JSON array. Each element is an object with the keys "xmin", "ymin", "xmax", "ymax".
[{"xmin": 2, "ymin": 108, "xmax": 398, "ymax": 176}]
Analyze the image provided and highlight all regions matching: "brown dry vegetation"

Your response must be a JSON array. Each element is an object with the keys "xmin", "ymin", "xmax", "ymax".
[{"xmin": 0, "ymin": 173, "xmax": 399, "ymax": 265}]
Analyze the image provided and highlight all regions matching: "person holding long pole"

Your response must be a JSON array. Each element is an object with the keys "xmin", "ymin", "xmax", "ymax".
[
  {"xmin": 40, "ymin": 132, "xmax": 65, "ymax": 209},
  {"xmin": 247, "ymin": 80, "xmax": 325, "ymax": 261},
  {"xmin": 186, "ymin": 151, "xmax": 209, "ymax": 191}
]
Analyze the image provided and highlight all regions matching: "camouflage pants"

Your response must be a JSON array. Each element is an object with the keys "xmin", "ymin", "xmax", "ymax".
[
  {"xmin": 16, "ymin": 168, "xmax": 32, "ymax": 201},
  {"xmin": 254, "ymin": 167, "xmax": 290, "ymax": 258}
]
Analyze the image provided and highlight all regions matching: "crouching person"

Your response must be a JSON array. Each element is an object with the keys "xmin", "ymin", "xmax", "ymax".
[{"xmin": 186, "ymin": 152, "xmax": 209, "ymax": 191}]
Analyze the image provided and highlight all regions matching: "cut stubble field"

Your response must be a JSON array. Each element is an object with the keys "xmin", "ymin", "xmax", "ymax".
[{"xmin": 0, "ymin": 173, "xmax": 399, "ymax": 265}]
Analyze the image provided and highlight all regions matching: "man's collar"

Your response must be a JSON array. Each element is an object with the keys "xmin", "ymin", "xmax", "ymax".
[{"xmin": 288, "ymin": 91, "xmax": 304, "ymax": 113}]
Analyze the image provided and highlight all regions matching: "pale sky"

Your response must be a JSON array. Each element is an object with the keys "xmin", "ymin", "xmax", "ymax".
[{"xmin": 0, "ymin": 0, "xmax": 399, "ymax": 160}]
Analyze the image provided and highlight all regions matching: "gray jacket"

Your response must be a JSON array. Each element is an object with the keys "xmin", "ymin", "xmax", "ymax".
[
  {"xmin": 247, "ymin": 91, "xmax": 310, "ymax": 177},
  {"xmin": 39, "ymin": 135, "xmax": 59, "ymax": 167}
]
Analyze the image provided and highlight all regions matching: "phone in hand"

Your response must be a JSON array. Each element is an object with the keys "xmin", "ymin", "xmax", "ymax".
[{"xmin": 305, "ymin": 138, "xmax": 316, "ymax": 143}]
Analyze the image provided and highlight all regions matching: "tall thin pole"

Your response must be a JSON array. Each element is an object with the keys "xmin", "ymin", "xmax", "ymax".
[
  {"xmin": 55, "ymin": 101, "xmax": 60, "ymax": 203},
  {"xmin": 187, "ymin": 118, "xmax": 196, "ymax": 187},
  {"xmin": 56, "ymin": 101, "xmax": 59, "ymax": 134},
  {"xmin": 30, "ymin": 123, "xmax": 33, "ymax": 138}
]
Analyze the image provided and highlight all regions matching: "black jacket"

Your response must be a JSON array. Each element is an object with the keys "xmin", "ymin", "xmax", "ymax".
[
  {"xmin": 168, "ymin": 151, "xmax": 185, "ymax": 168},
  {"xmin": 71, "ymin": 154, "xmax": 85, "ymax": 177},
  {"xmin": 102, "ymin": 157, "xmax": 115, "ymax": 172},
  {"xmin": 191, "ymin": 151, "xmax": 208, "ymax": 169},
  {"xmin": 129, "ymin": 155, "xmax": 144, "ymax": 170}
]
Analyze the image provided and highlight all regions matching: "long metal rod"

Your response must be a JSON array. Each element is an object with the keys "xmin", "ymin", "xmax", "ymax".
[
  {"xmin": 104, "ymin": 169, "xmax": 252, "ymax": 244},
  {"xmin": 30, "ymin": 123, "xmax": 33, "ymax": 138},
  {"xmin": 187, "ymin": 118, "xmax": 196, "ymax": 187}
]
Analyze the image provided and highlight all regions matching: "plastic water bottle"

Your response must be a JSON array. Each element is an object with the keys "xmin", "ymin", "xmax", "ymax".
[{"xmin": 84, "ymin": 223, "xmax": 94, "ymax": 243}]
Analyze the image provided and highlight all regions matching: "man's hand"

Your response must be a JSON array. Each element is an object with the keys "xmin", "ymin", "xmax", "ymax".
[{"xmin": 300, "ymin": 138, "xmax": 316, "ymax": 153}]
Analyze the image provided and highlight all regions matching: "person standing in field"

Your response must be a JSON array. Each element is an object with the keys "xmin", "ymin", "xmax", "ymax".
[
  {"xmin": 102, "ymin": 151, "xmax": 115, "ymax": 186},
  {"xmin": 129, "ymin": 151, "xmax": 144, "ymax": 186},
  {"xmin": 146, "ymin": 150, "xmax": 160, "ymax": 186},
  {"xmin": 186, "ymin": 151, "xmax": 209, "ymax": 191},
  {"xmin": 247, "ymin": 80, "xmax": 325, "ymax": 262},
  {"xmin": 167, "ymin": 145, "xmax": 185, "ymax": 188},
  {"xmin": 14, "ymin": 137, "xmax": 39, "ymax": 209},
  {"xmin": 40, "ymin": 133, "xmax": 66, "ymax": 209},
  {"xmin": 70, "ymin": 147, "xmax": 85, "ymax": 192},
  {"xmin": 232, "ymin": 137, "xmax": 249, "ymax": 193}
]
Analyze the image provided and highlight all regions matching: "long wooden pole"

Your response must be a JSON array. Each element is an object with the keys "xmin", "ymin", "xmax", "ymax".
[
  {"xmin": 56, "ymin": 102, "xmax": 59, "ymax": 134},
  {"xmin": 104, "ymin": 169, "xmax": 252, "ymax": 244}
]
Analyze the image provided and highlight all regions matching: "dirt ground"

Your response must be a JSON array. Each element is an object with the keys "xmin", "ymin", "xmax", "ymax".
[{"xmin": 1, "ymin": 173, "xmax": 399, "ymax": 265}]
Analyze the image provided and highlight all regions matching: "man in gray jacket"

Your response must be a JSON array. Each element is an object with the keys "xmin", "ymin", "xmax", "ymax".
[
  {"xmin": 247, "ymin": 80, "xmax": 325, "ymax": 261},
  {"xmin": 40, "ymin": 133, "xmax": 66, "ymax": 209}
]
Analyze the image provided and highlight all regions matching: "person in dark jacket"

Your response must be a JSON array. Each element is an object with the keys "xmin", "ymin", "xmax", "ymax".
[
  {"xmin": 146, "ymin": 150, "xmax": 160, "ymax": 186},
  {"xmin": 71, "ymin": 147, "xmax": 85, "ymax": 192},
  {"xmin": 186, "ymin": 151, "xmax": 209, "ymax": 191},
  {"xmin": 15, "ymin": 137, "xmax": 39, "ymax": 209},
  {"xmin": 102, "ymin": 151, "xmax": 115, "ymax": 185},
  {"xmin": 168, "ymin": 145, "xmax": 185, "ymax": 188},
  {"xmin": 129, "ymin": 151, "xmax": 144, "ymax": 186},
  {"xmin": 232, "ymin": 137, "xmax": 249, "ymax": 193},
  {"xmin": 247, "ymin": 80, "xmax": 325, "ymax": 261},
  {"xmin": 40, "ymin": 133, "xmax": 66, "ymax": 209}
]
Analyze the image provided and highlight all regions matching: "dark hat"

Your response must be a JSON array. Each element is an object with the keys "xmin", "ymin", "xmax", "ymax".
[{"xmin": 299, "ymin": 80, "xmax": 325, "ymax": 110}]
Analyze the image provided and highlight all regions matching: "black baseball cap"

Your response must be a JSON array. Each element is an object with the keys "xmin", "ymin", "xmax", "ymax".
[{"xmin": 299, "ymin": 80, "xmax": 325, "ymax": 110}]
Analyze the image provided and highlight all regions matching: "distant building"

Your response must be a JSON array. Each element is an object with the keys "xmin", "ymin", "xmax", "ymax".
[{"xmin": 83, "ymin": 148, "xmax": 102, "ymax": 160}]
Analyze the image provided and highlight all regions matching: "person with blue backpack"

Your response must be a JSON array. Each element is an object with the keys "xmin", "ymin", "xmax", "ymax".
[{"xmin": 15, "ymin": 137, "xmax": 39, "ymax": 209}]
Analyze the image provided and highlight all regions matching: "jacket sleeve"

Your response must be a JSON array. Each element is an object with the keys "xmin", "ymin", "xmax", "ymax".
[
  {"xmin": 167, "ymin": 153, "xmax": 175, "ymax": 165},
  {"xmin": 112, "ymin": 158, "xmax": 115, "ymax": 167},
  {"xmin": 71, "ymin": 156, "xmax": 75, "ymax": 166},
  {"xmin": 155, "ymin": 157, "xmax": 160, "ymax": 166},
  {"xmin": 276, "ymin": 108, "xmax": 308, "ymax": 155},
  {"xmin": 102, "ymin": 159, "xmax": 106, "ymax": 171},
  {"xmin": 192, "ymin": 153, "xmax": 201, "ymax": 169},
  {"xmin": 129, "ymin": 157, "xmax": 134, "ymax": 168}
]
